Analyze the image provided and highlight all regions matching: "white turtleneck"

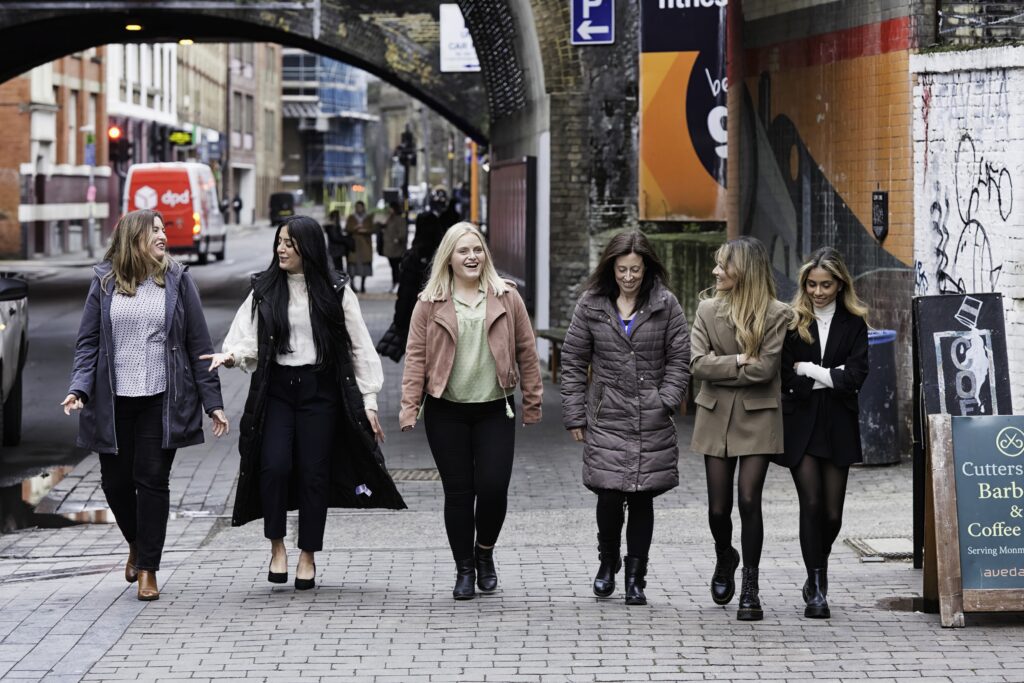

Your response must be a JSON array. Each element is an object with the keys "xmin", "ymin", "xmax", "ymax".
[
  {"xmin": 795, "ymin": 299, "xmax": 837, "ymax": 390},
  {"xmin": 222, "ymin": 272, "xmax": 384, "ymax": 410}
]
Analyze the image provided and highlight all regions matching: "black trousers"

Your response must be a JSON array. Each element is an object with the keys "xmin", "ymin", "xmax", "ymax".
[
  {"xmin": 424, "ymin": 396, "xmax": 515, "ymax": 561},
  {"xmin": 260, "ymin": 364, "xmax": 339, "ymax": 552},
  {"xmin": 99, "ymin": 393, "xmax": 176, "ymax": 571},
  {"xmin": 595, "ymin": 489, "xmax": 655, "ymax": 559},
  {"xmin": 388, "ymin": 257, "xmax": 402, "ymax": 286}
]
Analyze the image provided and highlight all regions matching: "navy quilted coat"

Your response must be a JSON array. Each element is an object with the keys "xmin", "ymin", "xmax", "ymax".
[{"xmin": 560, "ymin": 281, "xmax": 691, "ymax": 493}]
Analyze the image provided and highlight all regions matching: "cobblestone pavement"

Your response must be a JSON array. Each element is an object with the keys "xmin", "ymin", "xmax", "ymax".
[{"xmin": 2, "ymin": 279, "xmax": 1024, "ymax": 682}]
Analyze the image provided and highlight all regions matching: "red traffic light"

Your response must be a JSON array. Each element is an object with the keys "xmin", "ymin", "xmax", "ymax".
[{"xmin": 107, "ymin": 125, "xmax": 123, "ymax": 140}]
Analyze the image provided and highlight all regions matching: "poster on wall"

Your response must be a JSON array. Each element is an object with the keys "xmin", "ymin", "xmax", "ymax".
[{"xmin": 639, "ymin": 0, "xmax": 727, "ymax": 222}]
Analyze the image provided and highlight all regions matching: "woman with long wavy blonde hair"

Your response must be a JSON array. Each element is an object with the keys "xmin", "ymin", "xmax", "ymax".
[
  {"xmin": 690, "ymin": 236, "xmax": 790, "ymax": 621},
  {"xmin": 778, "ymin": 247, "xmax": 869, "ymax": 620}
]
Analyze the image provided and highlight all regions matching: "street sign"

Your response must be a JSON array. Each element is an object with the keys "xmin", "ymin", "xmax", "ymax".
[{"xmin": 571, "ymin": 0, "xmax": 614, "ymax": 45}]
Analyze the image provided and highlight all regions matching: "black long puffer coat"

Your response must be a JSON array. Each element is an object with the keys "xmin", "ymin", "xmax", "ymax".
[{"xmin": 560, "ymin": 281, "xmax": 691, "ymax": 494}]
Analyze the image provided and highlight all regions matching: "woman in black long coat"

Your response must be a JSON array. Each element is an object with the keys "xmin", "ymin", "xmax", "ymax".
[
  {"xmin": 203, "ymin": 216, "xmax": 405, "ymax": 591},
  {"xmin": 778, "ymin": 247, "xmax": 869, "ymax": 619}
]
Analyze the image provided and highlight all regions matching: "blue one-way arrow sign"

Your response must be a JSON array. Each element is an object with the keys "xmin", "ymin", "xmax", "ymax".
[{"xmin": 571, "ymin": 0, "xmax": 615, "ymax": 45}]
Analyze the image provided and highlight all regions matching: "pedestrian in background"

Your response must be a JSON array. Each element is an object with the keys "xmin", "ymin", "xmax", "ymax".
[
  {"xmin": 690, "ymin": 235, "xmax": 789, "ymax": 621},
  {"xmin": 62, "ymin": 208, "xmax": 229, "ymax": 601},
  {"xmin": 560, "ymin": 231, "xmax": 691, "ymax": 606},
  {"xmin": 381, "ymin": 201, "xmax": 409, "ymax": 293},
  {"xmin": 346, "ymin": 200, "xmax": 374, "ymax": 293},
  {"xmin": 203, "ymin": 216, "xmax": 405, "ymax": 591},
  {"xmin": 400, "ymin": 222, "xmax": 542, "ymax": 600},
  {"xmin": 778, "ymin": 247, "xmax": 869, "ymax": 619}
]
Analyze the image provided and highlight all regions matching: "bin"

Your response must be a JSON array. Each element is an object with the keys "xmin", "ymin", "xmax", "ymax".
[{"xmin": 858, "ymin": 329, "xmax": 900, "ymax": 465}]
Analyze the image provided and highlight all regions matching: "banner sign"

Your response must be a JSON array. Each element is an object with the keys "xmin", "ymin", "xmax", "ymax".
[
  {"xmin": 440, "ymin": 4, "xmax": 480, "ymax": 73},
  {"xmin": 639, "ymin": 0, "xmax": 727, "ymax": 221},
  {"xmin": 953, "ymin": 416, "xmax": 1024, "ymax": 590}
]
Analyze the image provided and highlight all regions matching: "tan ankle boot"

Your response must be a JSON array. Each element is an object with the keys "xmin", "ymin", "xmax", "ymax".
[
  {"xmin": 137, "ymin": 570, "xmax": 159, "ymax": 601},
  {"xmin": 125, "ymin": 544, "xmax": 138, "ymax": 584}
]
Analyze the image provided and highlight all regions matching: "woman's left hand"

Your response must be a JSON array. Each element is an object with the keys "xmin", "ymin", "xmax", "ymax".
[
  {"xmin": 211, "ymin": 409, "xmax": 230, "ymax": 437},
  {"xmin": 366, "ymin": 409, "xmax": 385, "ymax": 443}
]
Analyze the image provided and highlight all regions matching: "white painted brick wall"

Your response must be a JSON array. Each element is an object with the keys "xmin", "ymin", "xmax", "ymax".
[{"xmin": 913, "ymin": 47, "xmax": 1024, "ymax": 412}]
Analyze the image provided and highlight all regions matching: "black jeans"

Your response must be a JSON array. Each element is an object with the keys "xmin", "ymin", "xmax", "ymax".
[
  {"xmin": 388, "ymin": 257, "xmax": 402, "ymax": 286},
  {"xmin": 99, "ymin": 393, "xmax": 176, "ymax": 571},
  {"xmin": 260, "ymin": 364, "xmax": 339, "ymax": 552},
  {"xmin": 595, "ymin": 489, "xmax": 655, "ymax": 559},
  {"xmin": 424, "ymin": 396, "xmax": 516, "ymax": 561}
]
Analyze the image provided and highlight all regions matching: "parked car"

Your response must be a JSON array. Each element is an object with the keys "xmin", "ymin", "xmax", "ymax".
[
  {"xmin": 0, "ymin": 275, "xmax": 27, "ymax": 446},
  {"xmin": 123, "ymin": 162, "xmax": 227, "ymax": 265},
  {"xmin": 269, "ymin": 192, "xmax": 295, "ymax": 227}
]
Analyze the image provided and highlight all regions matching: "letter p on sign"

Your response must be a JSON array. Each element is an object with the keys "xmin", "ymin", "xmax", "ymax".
[{"xmin": 571, "ymin": 0, "xmax": 615, "ymax": 45}]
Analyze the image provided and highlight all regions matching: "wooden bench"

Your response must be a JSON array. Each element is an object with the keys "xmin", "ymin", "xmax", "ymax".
[{"xmin": 534, "ymin": 327, "xmax": 568, "ymax": 383}]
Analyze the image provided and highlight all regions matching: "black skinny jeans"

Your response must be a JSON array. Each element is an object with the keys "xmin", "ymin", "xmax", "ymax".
[
  {"xmin": 99, "ymin": 393, "xmax": 177, "ymax": 572},
  {"xmin": 424, "ymin": 396, "xmax": 516, "ymax": 561},
  {"xmin": 260, "ymin": 364, "xmax": 339, "ymax": 552},
  {"xmin": 595, "ymin": 489, "xmax": 655, "ymax": 559}
]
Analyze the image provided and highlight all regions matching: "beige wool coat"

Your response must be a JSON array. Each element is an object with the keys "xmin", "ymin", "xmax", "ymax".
[{"xmin": 689, "ymin": 296, "xmax": 790, "ymax": 457}]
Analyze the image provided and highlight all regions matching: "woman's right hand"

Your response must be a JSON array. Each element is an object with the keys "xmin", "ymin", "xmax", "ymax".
[
  {"xmin": 570, "ymin": 427, "xmax": 585, "ymax": 442},
  {"xmin": 61, "ymin": 394, "xmax": 83, "ymax": 415},
  {"xmin": 200, "ymin": 352, "xmax": 234, "ymax": 371},
  {"xmin": 736, "ymin": 353, "xmax": 751, "ymax": 366}
]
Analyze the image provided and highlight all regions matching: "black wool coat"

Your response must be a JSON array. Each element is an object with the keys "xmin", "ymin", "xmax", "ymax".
[
  {"xmin": 231, "ymin": 272, "xmax": 406, "ymax": 527},
  {"xmin": 778, "ymin": 301, "xmax": 869, "ymax": 468}
]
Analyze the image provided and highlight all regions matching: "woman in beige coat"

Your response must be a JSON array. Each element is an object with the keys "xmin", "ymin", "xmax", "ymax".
[{"xmin": 690, "ymin": 236, "xmax": 789, "ymax": 621}]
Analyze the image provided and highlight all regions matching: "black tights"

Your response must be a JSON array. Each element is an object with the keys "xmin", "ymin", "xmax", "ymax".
[
  {"xmin": 704, "ymin": 455, "xmax": 771, "ymax": 568},
  {"xmin": 790, "ymin": 455, "xmax": 850, "ymax": 570},
  {"xmin": 595, "ymin": 490, "xmax": 655, "ymax": 559}
]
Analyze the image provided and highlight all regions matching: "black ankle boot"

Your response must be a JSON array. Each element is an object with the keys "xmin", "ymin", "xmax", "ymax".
[
  {"xmin": 804, "ymin": 561, "xmax": 829, "ymax": 603},
  {"xmin": 593, "ymin": 534, "xmax": 621, "ymax": 598},
  {"xmin": 453, "ymin": 559, "xmax": 475, "ymax": 600},
  {"xmin": 803, "ymin": 568, "xmax": 830, "ymax": 618},
  {"xmin": 736, "ymin": 567, "xmax": 763, "ymax": 621},
  {"xmin": 623, "ymin": 556, "xmax": 648, "ymax": 606},
  {"xmin": 711, "ymin": 545, "xmax": 740, "ymax": 605},
  {"xmin": 475, "ymin": 545, "xmax": 497, "ymax": 594}
]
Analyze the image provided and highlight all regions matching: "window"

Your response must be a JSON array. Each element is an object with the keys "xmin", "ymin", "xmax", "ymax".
[
  {"xmin": 244, "ymin": 95, "xmax": 254, "ymax": 136},
  {"xmin": 66, "ymin": 90, "xmax": 79, "ymax": 165},
  {"xmin": 232, "ymin": 92, "xmax": 242, "ymax": 133}
]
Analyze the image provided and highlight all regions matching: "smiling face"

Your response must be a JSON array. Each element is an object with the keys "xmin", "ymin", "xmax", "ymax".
[
  {"xmin": 146, "ymin": 215, "xmax": 167, "ymax": 260},
  {"xmin": 614, "ymin": 252, "xmax": 645, "ymax": 297},
  {"xmin": 712, "ymin": 258, "xmax": 738, "ymax": 292},
  {"xmin": 449, "ymin": 231, "xmax": 485, "ymax": 284},
  {"xmin": 805, "ymin": 266, "xmax": 840, "ymax": 308},
  {"xmin": 276, "ymin": 225, "xmax": 303, "ymax": 273}
]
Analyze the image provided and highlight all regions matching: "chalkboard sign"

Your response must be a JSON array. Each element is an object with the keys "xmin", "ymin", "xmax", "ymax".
[{"xmin": 925, "ymin": 414, "xmax": 1024, "ymax": 627}]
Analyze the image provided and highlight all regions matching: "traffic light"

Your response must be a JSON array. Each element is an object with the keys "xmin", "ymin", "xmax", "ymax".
[
  {"xmin": 108, "ymin": 124, "xmax": 133, "ymax": 164},
  {"xmin": 398, "ymin": 127, "xmax": 417, "ymax": 167}
]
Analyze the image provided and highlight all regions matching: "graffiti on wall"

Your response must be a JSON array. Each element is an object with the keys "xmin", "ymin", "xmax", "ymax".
[{"xmin": 916, "ymin": 132, "xmax": 1014, "ymax": 296}]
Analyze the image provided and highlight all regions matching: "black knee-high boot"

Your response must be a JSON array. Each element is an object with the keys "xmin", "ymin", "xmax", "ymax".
[{"xmin": 593, "ymin": 534, "xmax": 622, "ymax": 598}]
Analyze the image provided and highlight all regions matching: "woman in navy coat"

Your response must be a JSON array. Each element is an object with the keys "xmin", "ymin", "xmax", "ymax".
[{"xmin": 778, "ymin": 247, "xmax": 869, "ymax": 620}]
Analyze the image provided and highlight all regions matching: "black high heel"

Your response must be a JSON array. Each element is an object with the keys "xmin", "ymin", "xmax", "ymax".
[
  {"xmin": 295, "ymin": 562, "xmax": 316, "ymax": 590},
  {"xmin": 268, "ymin": 551, "xmax": 288, "ymax": 584}
]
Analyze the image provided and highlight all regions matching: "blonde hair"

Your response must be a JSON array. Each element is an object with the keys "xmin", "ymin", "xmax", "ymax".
[
  {"xmin": 102, "ymin": 209, "xmax": 169, "ymax": 295},
  {"xmin": 704, "ymin": 236, "xmax": 779, "ymax": 358},
  {"xmin": 789, "ymin": 247, "xmax": 869, "ymax": 343},
  {"xmin": 420, "ymin": 222, "xmax": 509, "ymax": 301}
]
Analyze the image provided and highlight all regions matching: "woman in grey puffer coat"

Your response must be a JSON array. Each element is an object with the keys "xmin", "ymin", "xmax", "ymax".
[{"xmin": 561, "ymin": 231, "xmax": 690, "ymax": 605}]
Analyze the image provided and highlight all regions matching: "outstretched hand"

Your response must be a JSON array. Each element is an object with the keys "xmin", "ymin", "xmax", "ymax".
[{"xmin": 200, "ymin": 352, "xmax": 235, "ymax": 372}]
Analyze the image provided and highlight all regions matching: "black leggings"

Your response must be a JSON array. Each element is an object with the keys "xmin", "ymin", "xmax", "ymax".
[
  {"xmin": 595, "ymin": 490, "xmax": 655, "ymax": 559},
  {"xmin": 790, "ymin": 455, "xmax": 850, "ymax": 570},
  {"xmin": 704, "ymin": 454, "xmax": 771, "ymax": 568},
  {"xmin": 424, "ymin": 396, "xmax": 516, "ymax": 561}
]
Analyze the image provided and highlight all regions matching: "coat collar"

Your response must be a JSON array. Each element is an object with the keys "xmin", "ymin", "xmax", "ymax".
[
  {"xmin": 580, "ymin": 281, "xmax": 670, "ymax": 341},
  {"xmin": 431, "ymin": 286, "xmax": 509, "ymax": 339},
  {"xmin": 818, "ymin": 299, "xmax": 854, "ymax": 365}
]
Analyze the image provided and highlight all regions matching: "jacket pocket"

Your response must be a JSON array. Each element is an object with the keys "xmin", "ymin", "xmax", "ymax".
[
  {"xmin": 589, "ymin": 383, "xmax": 606, "ymax": 422},
  {"xmin": 743, "ymin": 397, "xmax": 779, "ymax": 411},
  {"xmin": 694, "ymin": 391, "xmax": 717, "ymax": 411}
]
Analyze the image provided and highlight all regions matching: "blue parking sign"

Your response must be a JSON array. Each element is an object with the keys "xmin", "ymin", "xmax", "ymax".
[{"xmin": 571, "ymin": 0, "xmax": 614, "ymax": 45}]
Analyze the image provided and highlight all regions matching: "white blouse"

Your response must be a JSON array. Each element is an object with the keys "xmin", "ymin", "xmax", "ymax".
[
  {"xmin": 796, "ymin": 300, "xmax": 837, "ymax": 390},
  {"xmin": 222, "ymin": 273, "xmax": 384, "ymax": 410}
]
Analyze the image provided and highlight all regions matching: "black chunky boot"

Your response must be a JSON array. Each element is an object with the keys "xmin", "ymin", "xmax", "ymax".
[
  {"xmin": 623, "ymin": 556, "xmax": 648, "ymax": 606},
  {"xmin": 736, "ymin": 567, "xmax": 763, "ymax": 621},
  {"xmin": 475, "ymin": 545, "xmax": 498, "ymax": 594},
  {"xmin": 803, "ymin": 568, "xmax": 830, "ymax": 618},
  {"xmin": 803, "ymin": 558, "xmax": 828, "ymax": 603},
  {"xmin": 593, "ymin": 534, "xmax": 622, "ymax": 598},
  {"xmin": 711, "ymin": 545, "xmax": 740, "ymax": 605},
  {"xmin": 452, "ymin": 559, "xmax": 476, "ymax": 600}
]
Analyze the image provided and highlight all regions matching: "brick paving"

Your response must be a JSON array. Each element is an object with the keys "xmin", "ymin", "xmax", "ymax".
[{"xmin": 1, "ymin": 286, "xmax": 1022, "ymax": 681}]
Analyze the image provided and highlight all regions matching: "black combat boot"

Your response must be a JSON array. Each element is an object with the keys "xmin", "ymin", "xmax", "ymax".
[
  {"xmin": 803, "ymin": 568, "xmax": 830, "ymax": 618},
  {"xmin": 736, "ymin": 567, "xmax": 763, "ymax": 621},
  {"xmin": 624, "ymin": 556, "xmax": 648, "ymax": 606},
  {"xmin": 711, "ymin": 545, "xmax": 740, "ymax": 605},
  {"xmin": 803, "ymin": 558, "xmax": 828, "ymax": 603},
  {"xmin": 453, "ymin": 558, "xmax": 476, "ymax": 600},
  {"xmin": 475, "ymin": 545, "xmax": 498, "ymax": 594},
  {"xmin": 593, "ymin": 534, "xmax": 622, "ymax": 598}
]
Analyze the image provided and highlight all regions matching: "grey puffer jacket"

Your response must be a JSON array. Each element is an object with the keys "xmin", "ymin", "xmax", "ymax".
[{"xmin": 560, "ymin": 281, "xmax": 691, "ymax": 493}]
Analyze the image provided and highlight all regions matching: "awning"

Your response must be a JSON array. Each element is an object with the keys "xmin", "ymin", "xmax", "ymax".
[{"xmin": 282, "ymin": 102, "xmax": 321, "ymax": 119}]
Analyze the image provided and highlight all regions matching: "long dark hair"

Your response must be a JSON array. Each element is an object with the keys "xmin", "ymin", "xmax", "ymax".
[
  {"xmin": 583, "ymin": 230, "xmax": 667, "ymax": 309},
  {"xmin": 251, "ymin": 215, "xmax": 351, "ymax": 365}
]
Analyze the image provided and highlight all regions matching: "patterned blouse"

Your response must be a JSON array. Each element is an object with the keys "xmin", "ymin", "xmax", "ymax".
[{"xmin": 110, "ymin": 277, "xmax": 167, "ymax": 397}]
